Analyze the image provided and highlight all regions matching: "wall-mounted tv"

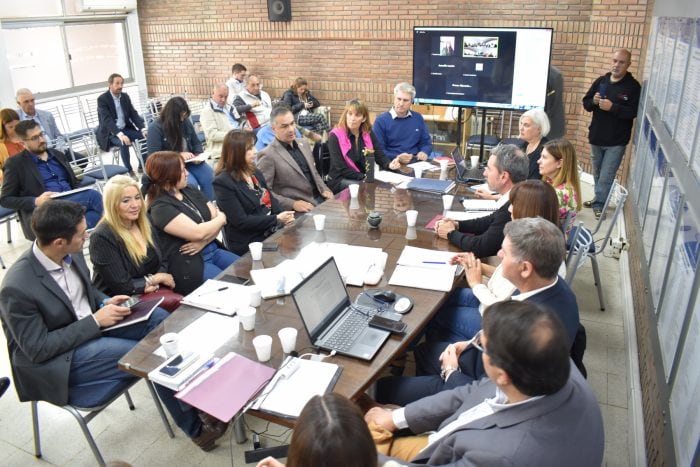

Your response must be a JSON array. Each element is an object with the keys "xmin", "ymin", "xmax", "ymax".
[{"xmin": 413, "ymin": 26, "xmax": 553, "ymax": 111}]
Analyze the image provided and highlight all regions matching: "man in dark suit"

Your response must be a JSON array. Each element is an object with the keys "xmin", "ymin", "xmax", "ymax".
[
  {"xmin": 365, "ymin": 301, "xmax": 604, "ymax": 466},
  {"xmin": 435, "ymin": 144, "xmax": 528, "ymax": 258},
  {"xmin": 376, "ymin": 217, "xmax": 580, "ymax": 406},
  {"xmin": 257, "ymin": 106, "xmax": 333, "ymax": 212},
  {"xmin": 96, "ymin": 73, "xmax": 145, "ymax": 176},
  {"xmin": 0, "ymin": 201, "xmax": 228, "ymax": 451},
  {"xmin": 0, "ymin": 120, "xmax": 103, "ymax": 239}
]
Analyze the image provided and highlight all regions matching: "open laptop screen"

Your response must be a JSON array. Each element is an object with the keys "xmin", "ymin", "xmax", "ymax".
[{"xmin": 292, "ymin": 258, "xmax": 349, "ymax": 337}]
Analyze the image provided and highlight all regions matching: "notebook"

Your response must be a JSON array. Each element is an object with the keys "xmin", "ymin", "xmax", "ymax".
[
  {"xmin": 406, "ymin": 177, "xmax": 455, "ymax": 194},
  {"xmin": 103, "ymin": 297, "xmax": 164, "ymax": 331},
  {"xmin": 452, "ymin": 146, "xmax": 485, "ymax": 184},
  {"xmin": 290, "ymin": 257, "xmax": 390, "ymax": 361}
]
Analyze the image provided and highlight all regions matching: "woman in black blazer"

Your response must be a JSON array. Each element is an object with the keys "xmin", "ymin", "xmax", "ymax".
[{"xmin": 213, "ymin": 130, "xmax": 294, "ymax": 255}]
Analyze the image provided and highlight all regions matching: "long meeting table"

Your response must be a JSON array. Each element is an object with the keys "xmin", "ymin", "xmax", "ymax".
[{"xmin": 118, "ymin": 181, "xmax": 465, "ymax": 428}]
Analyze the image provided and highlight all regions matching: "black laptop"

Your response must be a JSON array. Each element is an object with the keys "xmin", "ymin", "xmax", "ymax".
[
  {"xmin": 451, "ymin": 146, "xmax": 485, "ymax": 184},
  {"xmin": 291, "ymin": 257, "xmax": 390, "ymax": 361}
]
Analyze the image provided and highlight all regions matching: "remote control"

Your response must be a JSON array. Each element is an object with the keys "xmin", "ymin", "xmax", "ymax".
[{"xmin": 278, "ymin": 358, "xmax": 299, "ymax": 379}]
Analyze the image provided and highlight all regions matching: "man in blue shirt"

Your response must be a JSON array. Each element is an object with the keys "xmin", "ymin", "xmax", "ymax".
[
  {"xmin": 373, "ymin": 82, "xmax": 432, "ymax": 164},
  {"xmin": 0, "ymin": 120, "xmax": 103, "ymax": 239}
]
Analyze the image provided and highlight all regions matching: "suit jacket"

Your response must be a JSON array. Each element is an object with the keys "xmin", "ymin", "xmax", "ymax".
[
  {"xmin": 213, "ymin": 169, "xmax": 282, "ymax": 255},
  {"xmin": 526, "ymin": 277, "xmax": 580, "ymax": 346},
  {"xmin": 0, "ymin": 149, "xmax": 80, "ymax": 239},
  {"xmin": 0, "ymin": 249, "xmax": 106, "ymax": 405},
  {"xmin": 96, "ymin": 90, "xmax": 145, "ymax": 151},
  {"xmin": 257, "ymin": 138, "xmax": 330, "ymax": 210},
  {"xmin": 447, "ymin": 201, "xmax": 511, "ymax": 258},
  {"xmin": 394, "ymin": 362, "xmax": 604, "ymax": 466},
  {"xmin": 199, "ymin": 100, "xmax": 244, "ymax": 158},
  {"xmin": 18, "ymin": 108, "xmax": 63, "ymax": 142}
]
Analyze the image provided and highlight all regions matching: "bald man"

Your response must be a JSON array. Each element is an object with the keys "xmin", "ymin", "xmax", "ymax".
[
  {"xmin": 199, "ymin": 83, "xmax": 248, "ymax": 158},
  {"xmin": 582, "ymin": 49, "xmax": 640, "ymax": 219}
]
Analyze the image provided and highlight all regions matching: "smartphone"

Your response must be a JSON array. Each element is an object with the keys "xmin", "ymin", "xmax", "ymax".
[
  {"xmin": 368, "ymin": 315, "xmax": 407, "ymax": 334},
  {"xmin": 123, "ymin": 296, "xmax": 140, "ymax": 308},
  {"xmin": 262, "ymin": 242, "xmax": 279, "ymax": 252},
  {"xmin": 220, "ymin": 274, "xmax": 251, "ymax": 285},
  {"xmin": 159, "ymin": 352, "xmax": 197, "ymax": 377}
]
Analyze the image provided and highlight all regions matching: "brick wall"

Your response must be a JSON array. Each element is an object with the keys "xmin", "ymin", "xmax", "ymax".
[{"xmin": 137, "ymin": 0, "xmax": 652, "ymax": 175}]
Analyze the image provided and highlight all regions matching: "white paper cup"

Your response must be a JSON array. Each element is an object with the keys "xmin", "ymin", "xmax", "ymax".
[
  {"xmin": 406, "ymin": 209, "xmax": 418, "ymax": 227},
  {"xmin": 238, "ymin": 306, "xmax": 257, "ymax": 331},
  {"xmin": 349, "ymin": 184, "xmax": 360, "ymax": 198},
  {"xmin": 470, "ymin": 156, "xmax": 480, "ymax": 168},
  {"xmin": 442, "ymin": 194, "xmax": 455, "ymax": 210},
  {"xmin": 313, "ymin": 214, "xmax": 326, "ymax": 231},
  {"xmin": 439, "ymin": 159, "xmax": 448, "ymax": 171},
  {"xmin": 247, "ymin": 285, "xmax": 262, "ymax": 307},
  {"xmin": 278, "ymin": 327, "xmax": 298, "ymax": 354},
  {"xmin": 252, "ymin": 335, "xmax": 273, "ymax": 362},
  {"xmin": 249, "ymin": 242, "xmax": 263, "ymax": 260},
  {"xmin": 413, "ymin": 167, "xmax": 423, "ymax": 178},
  {"xmin": 405, "ymin": 226, "xmax": 417, "ymax": 240},
  {"xmin": 160, "ymin": 333, "xmax": 179, "ymax": 357}
]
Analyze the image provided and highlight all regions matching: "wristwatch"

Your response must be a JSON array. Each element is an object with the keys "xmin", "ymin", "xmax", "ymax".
[{"xmin": 440, "ymin": 366, "xmax": 460, "ymax": 382}]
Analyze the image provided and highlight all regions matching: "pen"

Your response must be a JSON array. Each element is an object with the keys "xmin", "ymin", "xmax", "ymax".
[
  {"xmin": 423, "ymin": 261, "xmax": 446, "ymax": 264},
  {"xmin": 197, "ymin": 286, "xmax": 228, "ymax": 297}
]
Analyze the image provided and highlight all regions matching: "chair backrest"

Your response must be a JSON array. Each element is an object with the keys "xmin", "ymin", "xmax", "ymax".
[
  {"xmin": 592, "ymin": 182, "xmax": 628, "ymax": 256},
  {"xmin": 560, "ymin": 210, "xmax": 574, "ymax": 235},
  {"xmin": 565, "ymin": 222, "xmax": 593, "ymax": 285}
]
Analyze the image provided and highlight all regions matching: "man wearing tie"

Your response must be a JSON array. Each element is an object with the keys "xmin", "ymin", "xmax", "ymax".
[
  {"xmin": 96, "ymin": 73, "xmax": 146, "ymax": 176},
  {"xmin": 200, "ymin": 83, "xmax": 248, "ymax": 159}
]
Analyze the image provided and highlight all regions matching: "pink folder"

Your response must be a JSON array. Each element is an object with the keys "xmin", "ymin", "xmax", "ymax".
[{"xmin": 175, "ymin": 352, "xmax": 275, "ymax": 422}]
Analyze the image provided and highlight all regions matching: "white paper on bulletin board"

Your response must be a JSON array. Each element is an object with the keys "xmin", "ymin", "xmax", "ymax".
[{"xmin": 649, "ymin": 170, "xmax": 681, "ymax": 309}]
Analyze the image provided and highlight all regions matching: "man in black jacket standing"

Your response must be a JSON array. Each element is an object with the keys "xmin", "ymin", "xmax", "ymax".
[
  {"xmin": 582, "ymin": 49, "xmax": 641, "ymax": 219},
  {"xmin": 96, "ymin": 73, "xmax": 146, "ymax": 176}
]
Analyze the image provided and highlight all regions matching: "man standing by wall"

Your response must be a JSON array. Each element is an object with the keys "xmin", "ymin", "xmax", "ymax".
[{"xmin": 582, "ymin": 49, "xmax": 641, "ymax": 219}]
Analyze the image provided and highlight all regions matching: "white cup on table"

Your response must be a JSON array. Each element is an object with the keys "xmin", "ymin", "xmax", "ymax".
[
  {"xmin": 442, "ymin": 194, "xmax": 454, "ymax": 210},
  {"xmin": 313, "ymin": 214, "xmax": 326, "ymax": 231},
  {"xmin": 249, "ymin": 242, "xmax": 263, "ymax": 260},
  {"xmin": 252, "ymin": 335, "xmax": 273, "ymax": 362},
  {"xmin": 238, "ymin": 306, "xmax": 257, "ymax": 331},
  {"xmin": 348, "ymin": 184, "xmax": 360, "ymax": 198},
  {"xmin": 413, "ymin": 167, "xmax": 423, "ymax": 178},
  {"xmin": 247, "ymin": 285, "xmax": 262, "ymax": 307},
  {"xmin": 406, "ymin": 209, "xmax": 418, "ymax": 227},
  {"xmin": 159, "ymin": 333, "xmax": 179, "ymax": 357},
  {"xmin": 278, "ymin": 327, "xmax": 298, "ymax": 354},
  {"xmin": 470, "ymin": 156, "xmax": 480, "ymax": 169}
]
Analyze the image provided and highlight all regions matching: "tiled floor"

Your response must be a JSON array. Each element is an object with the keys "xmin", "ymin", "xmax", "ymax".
[{"xmin": 0, "ymin": 181, "xmax": 635, "ymax": 466}]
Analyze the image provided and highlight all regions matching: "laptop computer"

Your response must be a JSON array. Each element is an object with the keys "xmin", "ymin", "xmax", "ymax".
[
  {"xmin": 451, "ymin": 146, "xmax": 485, "ymax": 184},
  {"xmin": 291, "ymin": 257, "xmax": 390, "ymax": 361}
]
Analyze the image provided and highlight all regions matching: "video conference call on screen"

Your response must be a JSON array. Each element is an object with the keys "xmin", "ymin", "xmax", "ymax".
[{"xmin": 413, "ymin": 27, "xmax": 553, "ymax": 111}]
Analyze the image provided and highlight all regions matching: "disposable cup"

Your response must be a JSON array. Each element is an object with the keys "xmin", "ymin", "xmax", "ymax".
[
  {"xmin": 238, "ymin": 306, "xmax": 257, "ymax": 331},
  {"xmin": 348, "ymin": 184, "xmax": 360, "ymax": 198},
  {"xmin": 313, "ymin": 214, "xmax": 326, "ymax": 231},
  {"xmin": 406, "ymin": 210, "xmax": 418, "ymax": 227},
  {"xmin": 247, "ymin": 285, "xmax": 262, "ymax": 307},
  {"xmin": 439, "ymin": 159, "xmax": 448, "ymax": 171},
  {"xmin": 470, "ymin": 156, "xmax": 480, "ymax": 168},
  {"xmin": 405, "ymin": 226, "xmax": 417, "ymax": 240},
  {"xmin": 278, "ymin": 327, "xmax": 298, "ymax": 353},
  {"xmin": 442, "ymin": 194, "xmax": 455, "ymax": 210},
  {"xmin": 249, "ymin": 242, "xmax": 263, "ymax": 260},
  {"xmin": 160, "ymin": 333, "xmax": 179, "ymax": 357},
  {"xmin": 413, "ymin": 167, "xmax": 423, "ymax": 178},
  {"xmin": 252, "ymin": 335, "xmax": 273, "ymax": 362}
]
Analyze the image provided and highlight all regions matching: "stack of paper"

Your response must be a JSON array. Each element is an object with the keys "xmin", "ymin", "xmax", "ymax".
[
  {"xmin": 181, "ymin": 279, "xmax": 251, "ymax": 315},
  {"xmin": 407, "ymin": 161, "xmax": 438, "ymax": 172},
  {"xmin": 294, "ymin": 243, "xmax": 387, "ymax": 286},
  {"xmin": 461, "ymin": 199, "xmax": 499, "ymax": 211},
  {"xmin": 153, "ymin": 313, "xmax": 239, "ymax": 359},
  {"xmin": 406, "ymin": 178, "xmax": 455, "ymax": 194},
  {"xmin": 252, "ymin": 357, "xmax": 342, "ymax": 418},
  {"xmin": 388, "ymin": 246, "xmax": 459, "ymax": 292},
  {"xmin": 444, "ymin": 210, "xmax": 492, "ymax": 221},
  {"xmin": 250, "ymin": 260, "xmax": 305, "ymax": 299},
  {"xmin": 374, "ymin": 169, "xmax": 412, "ymax": 188},
  {"xmin": 149, "ymin": 352, "xmax": 213, "ymax": 391}
]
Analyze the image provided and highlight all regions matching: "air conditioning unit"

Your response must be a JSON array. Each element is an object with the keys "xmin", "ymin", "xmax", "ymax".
[{"xmin": 79, "ymin": 0, "xmax": 137, "ymax": 12}]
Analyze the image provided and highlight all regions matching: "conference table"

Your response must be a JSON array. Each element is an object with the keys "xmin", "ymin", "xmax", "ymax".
[{"xmin": 118, "ymin": 181, "xmax": 467, "ymax": 427}]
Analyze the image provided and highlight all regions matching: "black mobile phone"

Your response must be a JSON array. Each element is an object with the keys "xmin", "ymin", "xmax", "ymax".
[
  {"xmin": 368, "ymin": 315, "xmax": 407, "ymax": 334},
  {"xmin": 220, "ymin": 274, "xmax": 251, "ymax": 285},
  {"xmin": 262, "ymin": 242, "xmax": 279, "ymax": 252},
  {"xmin": 123, "ymin": 296, "xmax": 140, "ymax": 308},
  {"xmin": 159, "ymin": 352, "xmax": 197, "ymax": 377}
]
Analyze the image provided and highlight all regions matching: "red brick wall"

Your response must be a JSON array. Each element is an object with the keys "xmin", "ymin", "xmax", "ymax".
[{"xmin": 137, "ymin": 0, "xmax": 652, "ymax": 174}]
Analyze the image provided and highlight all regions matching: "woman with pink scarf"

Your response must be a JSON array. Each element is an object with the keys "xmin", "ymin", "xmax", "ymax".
[{"xmin": 327, "ymin": 99, "xmax": 400, "ymax": 193}]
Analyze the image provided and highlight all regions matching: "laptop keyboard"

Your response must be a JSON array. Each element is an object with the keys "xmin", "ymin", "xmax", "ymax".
[{"xmin": 324, "ymin": 310, "xmax": 371, "ymax": 352}]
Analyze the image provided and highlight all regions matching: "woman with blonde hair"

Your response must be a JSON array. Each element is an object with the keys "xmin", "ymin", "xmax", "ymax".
[
  {"xmin": 538, "ymin": 138, "xmax": 583, "ymax": 225},
  {"xmin": 0, "ymin": 108, "xmax": 24, "ymax": 183},
  {"xmin": 282, "ymin": 77, "xmax": 329, "ymax": 135},
  {"xmin": 327, "ymin": 98, "xmax": 399, "ymax": 193},
  {"xmin": 89, "ymin": 175, "xmax": 182, "ymax": 310}
]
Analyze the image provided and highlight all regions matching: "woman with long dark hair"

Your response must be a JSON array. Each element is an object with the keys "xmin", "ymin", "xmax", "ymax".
[
  {"xmin": 213, "ymin": 130, "xmax": 294, "ymax": 255},
  {"xmin": 146, "ymin": 97, "xmax": 216, "ymax": 199}
]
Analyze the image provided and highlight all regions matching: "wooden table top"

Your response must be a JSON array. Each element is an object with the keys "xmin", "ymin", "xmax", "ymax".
[{"xmin": 118, "ymin": 181, "xmax": 466, "ymax": 425}]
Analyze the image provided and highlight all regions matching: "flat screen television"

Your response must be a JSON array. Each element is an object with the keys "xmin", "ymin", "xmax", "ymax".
[{"xmin": 413, "ymin": 26, "xmax": 553, "ymax": 110}]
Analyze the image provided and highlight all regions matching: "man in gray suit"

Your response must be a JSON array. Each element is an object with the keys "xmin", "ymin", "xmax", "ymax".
[
  {"xmin": 365, "ymin": 300, "xmax": 604, "ymax": 466},
  {"xmin": 16, "ymin": 88, "xmax": 63, "ymax": 141},
  {"xmin": 258, "ymin": 106, "xmax": 333, "ymax": 212},
  {"xmin": 0, "ymin": 200, "xmax": 229, "ymax": 451}
]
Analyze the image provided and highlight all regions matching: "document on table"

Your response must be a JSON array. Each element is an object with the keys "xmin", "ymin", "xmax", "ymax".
[
  {"xmin": 374, "ymin": 169, "xmax": 412, "ymax": 188},
  {"xmin": 407, "ymin": 161, "xmax": 438, "ymax": 172},
  {"xmin": 153, "ymin": 312, "xmax": 237, "ymax": 358},
  {"xmin": 444, "ymin": 210, "xmax": 492, "ymax": 221},
  {"xmin": 181, "ymin": 279, "xmax": 251, "ymax": 315},
  {"xmin": 252, "ymin": 357, "xmax": 342, "ymax": 418},
  {"xmin": 388, "ymin": 246, "xmax": 460, "ymax": 292},
  {"xmin": 461, "ymin": 199, "xmax": 499, "ymax": 211},
  {"xmin": 249, "ymin": 259, "xmax": 305, "ymax": 299},
  {"xmin": 294, "ymin": 242, "xmax": 387, "ymax": 286}
]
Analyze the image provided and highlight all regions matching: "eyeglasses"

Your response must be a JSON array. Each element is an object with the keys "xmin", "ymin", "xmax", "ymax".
[
  {"xmin": 470, "ymin": 330, "xmax": 487, "ymax": 355},
  {"xmin": 24, "ymin": 131, "xmax": 46, "ymax": 142}
]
